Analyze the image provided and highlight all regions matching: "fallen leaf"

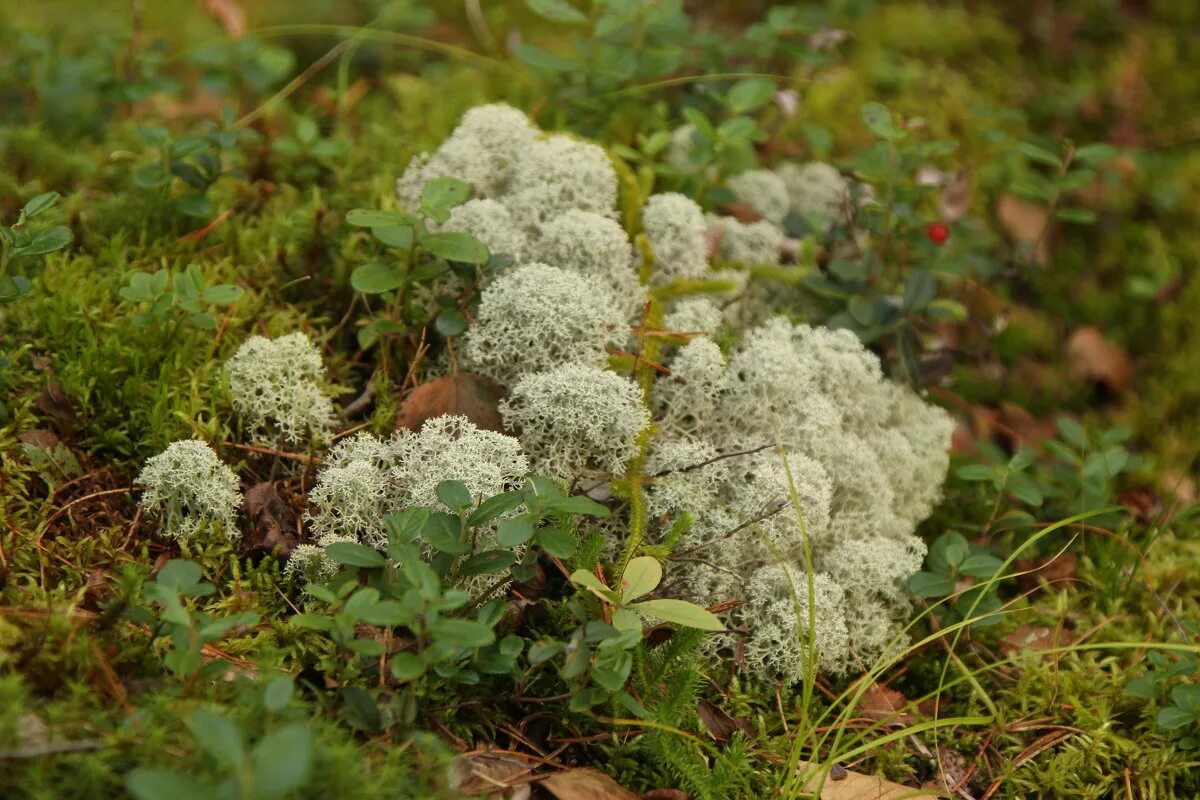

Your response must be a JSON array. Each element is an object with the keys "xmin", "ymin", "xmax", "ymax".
[
  {"xmin": 242, "ymin": 482, "xmax": 298, "ymax": 558},
  {"xmin": 447, "ymin": 749, "xmax": 537, "ymax": 798},
  {"xmin": 996, "ymin": 193, "xmax": 1049, "ymax": 265},
  {"xmin": 1066, "ymin": 325, "xmax": 1134, "ymax": 394},
  {"xmin": 538, "ymin": 768, "xmax": 638, "ymax": 800},
  {"xmin": 1000, "ymin": 625, "xmax": 1069, "ymax": 656},
  {"xmin": 1015, "ymin": 552, "xmax": 1078, "ymax": 593},
  {"xmin": 36, "ymin": 381, "xmax": 79, "ymax": 434},
  {"xmin": 696, "ymin": 698, "xmax": 754, "ymax": 742},
  {"xmin": 201, "ymin": 0, "xmax": 246, "ymax": 37},
  {"xmin": 395, "ymin": 372, "xmax": 506, "ymax": 433},
  {"xmin": 18, "ymin": 429, "xmax": 83, "ymax": 484},
  {"xmin": 857, "ymin": 685, "xmax": 912, "ymax": 724},
  {"xmin": 795, "ymin": 762, "xmax": 937, "ymax": 799},
  {"xmin": 718, "ymin": 201, "xmax": 764, "ymax": 224}
]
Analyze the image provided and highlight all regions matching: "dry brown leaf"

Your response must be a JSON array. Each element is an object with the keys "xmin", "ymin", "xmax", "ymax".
[
  {"xmin": 242, "ymin": 482, "xmax": 298, "ymax": 558},
  {"xmin": 201, "ymin": 0, "xmax": 246, "ymax": 37},
  {"xmin": 538, "ymin": 768, "xmax": 638, "ymax": 800},
  {"xmin": 857, "ymin": 685, "xmax": 912, "ymax": 724},
  {"xmin": 447, "ymin": 750, "xmax": 537, "ymax": 798},
  {"xmin": 395, "ymin": 372, "xmax": 506, "ymax": 434},
  {"xmin": 1066, "ymin": 325, "xmax": 1134, "ymax": 394},
  {"xmin": 644, "ymin": 790, "xmax": 691, "ymax": 800},
  {"xmin": 796, "ymin": 762, "xmax": 937, "ymax": 799},
  {"xmin": 718, "ymin": 201, "xmax": 764, "ymax": 224},
  {"xmin": 36, "ymin": 381, "xmax": 79, "ymax": 434},
  {"xmin": 1015, "ymin": 552, "xmax": 1078, "ymax": 594},
  {"xmin": 1000, "ymin": 625, "xmax": 1070, "ymax": 656},
  {"xmin": 996, "ymin": 193, "xmax": 1049, "ymax": 265},
  {"xmin": 696, "ymin": 698, "xmax": 754, "ymax": 742}
]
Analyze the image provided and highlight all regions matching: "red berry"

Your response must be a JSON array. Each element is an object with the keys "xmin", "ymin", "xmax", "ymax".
[{"xmin": 927, "ymin": 222, "xmax": 950, "ymax": 245}]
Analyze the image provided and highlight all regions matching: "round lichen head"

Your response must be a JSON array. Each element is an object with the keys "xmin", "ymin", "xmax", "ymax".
[
  {"xmin": 462, "ymin": 262, "xmax": 626, "ymax": 387},
  {"xmin": 709, "ymin": 214, "xmax": 783, "ymax": 266},
  {"xmin": 500, "ymin": 363, "xmax": 650, "ymax": 481},
  {"xmin": 503, "ymin": 135, "xmax": 618, "ymax": 232},
  {"xmin": 775, "ymin": 161, "xmax": 849, "ymax": 232},
  {"xmin": 224, "ymin": 332, "xmax": 337, "ymax": 446},
  {"xmin": 396, "ymin": 103, "xmax": 538, "ymax": 207},
  {"xmin": 136, "ymin": 440, "xmax": 241, "ymax": 541},
  {"xmin": 435, "ymin": 198, "xmax": 527, "ymax": 261},
  {"xmin": 641, "ymin": 193, "xmax": 710, "ymax": 283},
  {"xmin": 727, "ymin": 169, "xmax": 790, "ymax": 225},
  {"xmin": 526, "ymin": 209, "xmax": 644, "ymax": 319},
  {"xmin": 739, "ymin": 565, "xmax": 851, "ymax": 681}
]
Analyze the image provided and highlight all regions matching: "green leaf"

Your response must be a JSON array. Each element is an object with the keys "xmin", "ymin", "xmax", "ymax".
[
  {"xmin": 187, "ymin": 709, "xmax": 244, "ymax": 769},
  {"xmin": 1157, "ymin": 706, "xmax": 1196, "ymax": 731},
  {"xmin": 1056, "ymin": 417, "xmax": 1089, "ymax": 448},
  {"xmin": 432, "ymin": 618, "xmax": 496, "ymax": 648},
  {"xmin": 907, "ymin": 571, "xmax": 956, "ymax": 597},
  {"xmin": 459, "ymin": 549, "xmax": 517, "ymax": 576},
  {"xmin": 525, "ymin": 0, "xmax": 587, "ymax": 23},
  {"xmin": 528, "ymin": 640, "xmax": 566, "ymax": 664},
  {"xmin": 1054, "ymin": 207, "xmax": 1097, "ymax": 224},
  {"xmin": 1123, "ymin": 677, "xmax": 1159, "ymax": 700},
  {"xmin": 959, "ymin": 553, "xmax": 1004, "ymax": 579},
  {"xmin": 1006, "ymin": 472, "xmax": 1045, "ymax": 507},
  {"xmin": 350, "ymin": 262, "xmax": 404, "ymax": 294},
  {"xmin": 344, "ymin": 587, "xmax": 381, "ymax": 616},
  {"xmin": 133, "ymin": 164, "xmax": 172, "ymax": 188},
  {"xmin": 157, "ymin": 559, "xmax": 203, "ymax": 591},
  {"xmin": 1016, "ymin": 142, "xmax": 1062, "ymax": 167},
  {"xmin": 421, "ymin": 177, "xmax": 472, "ymax": 218},
  {"xmin": 250, "ymin": 724, "xmax": 313, "ymax": 800},
  {"xmin": 956, "ymin": 464, "xmax": 997, "ymax": 482},
  {"xmin": 514, "ymin": 43, "xmax": 578, "ymax": 72},
  {"xmin": 726, "ymin": 77, "xmax": 775, "ymax": 114},
  {"xmin": 198, "ymin": 284, "xmax": 243, "ymax": 304},
  {"xmin": 861, "ymin": 101, "xmax": 903, "ymax": 141},
  {"xmin": 535, "ymin": 526, "xmax": 576, "ymax": 559},
  {"xmin": 620, "ymin": 557, "xmax": 662, "ymax": 603},
  {"xmin": 497, "ymin": 514, "xmax": 537, "ymax": 548},
  {"xmin": 902, "ymin": 270, "xmax": 937, "ymax": 314},
  {"xmin": 12, "ymin": 226, "xmax": 73, "ymax": 256},
  {"xmin": 173, "ymin": 194, "xmax": 213, "ymax": 218},
  {"xmin": 435, "ymin": 307, "xmax": 468, "ymax": 337},
  {"xmin": 391, "ymin": 652, "xmax": 426, "ymax": 681},
  {"xmin": 384, "ymin": 507, "xmax": 429, "ymax": 545},
  {"xmin": 545, "ymin": 494, "xmax": 612, "ymax": 517},
  {"xmin": 422, "ymin": 512, "xmax": 470, "ymax": 554},
  {"xmin": 467, "ymin": 491, "xmax": 525, "ymax": 526},
  {"xmin": 421, "ymin": 231, "xmax": 489, "ymax": 264},
  {"xmin": 263, "ymin": 677, "xmax": 294, "ymax": 712},
  {"xmin": 1073, "ymin": 143, "xmax": 1118, "ymax": 164},
  {"xmin": 436, "ymin": 479, "xmax": 473, "ymax": 511},
  {"xmin": 357, "ymin": 600, "xmax": 412, "ymax": 627},
  {"xmin": 22, "ymin": 191, "xmax": 60, "ymax": 219},
  {"xmin": 290, "ymin": 613, "xmax": 334, "ymax": 631},
  {"xmin": 628, "ymin": 599, "xmax": 724, "ymax": 631},
  {"xmin": 570, "ymin": 569, "xmax": 620, "ymax": 604},
  {"xmin": 930, "ymin": 532, "xmax": 970, "ymax": 572},
  {"xmin": 126, "ymin": 769, "xmax": 211, "ymax": 800},
  {"xmin": 324, "ymin": 541, "xmax": 386, "ymax": 568},
  {"xmin": 372, "ymin": 224, "xmax": 414, "ymax": 249},
  {"xmin": 1172, "ymin": 685, "xmax": 1200, "ymax": 714},
  {"xmin": 346, "ymin": 208, "xmax": 414, "ymax": 227}
]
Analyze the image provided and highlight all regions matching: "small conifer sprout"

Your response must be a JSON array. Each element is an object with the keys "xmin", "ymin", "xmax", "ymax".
[
  {"xmin": 775, "ymin": 161, "xmax": 850, "ymax": 231},
  {"xmin": 710, "ymin": 214, "xmax": 783, "ymax": 266},
  {"xmin": 727, "ymin": 169, "xmax": 790, "ymax": 224},
  {"xmin": 396, "ymin": 103, "xmax": 538, "ymax": 207},
  {"xmin": 224, "ymin": 332, "xmax": 337, "ymax": 446},
  {"xmin": 503, "ymin": 135, "xmax": 619, "ymax": 231},
  {"xmin": 136, "ymin": 440, "xmax": 241, "ymax": 541},
  {"xmin": 526, "ymin": 209, "xmax": 644, "ymax": 319},
  {"xmin": 435, "ymin": 198, "xmax": 527, "ymax": 260},
  {"xmin": 463, "ymin": 262, "xmax": 625, "ymax": 387},
  {"xmin": 641, "ymin": 193, "xmax": 711, "ymax": 283},
  {"xmin": 500, "ymin": 363, "xmax": 650, "ymax": 481}
]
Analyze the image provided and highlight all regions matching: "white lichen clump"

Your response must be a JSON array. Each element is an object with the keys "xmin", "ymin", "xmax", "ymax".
[
  {"xmin": 302, "ymin": 415, "xmax": 528, "ymax": 553},
  {"xmin": 500, "ymin": 363, "xmax": 650, "ymax": 481},
  {"xmin": 526, "ymin": 210, "xmax": 644, "ymax": 319},
  {"xmin": 727, "ymin": 169, "xmax": 790, "ymax": 225},
  {"xmin": 650, "ymin": 318, "xmax": 954, "ymax": 682},
  {"xmin": 641, "ymin": 193, "xmax": 711, "ymax": 283},
  {"xmin": 503, "ymin": 135, "xmax": 618, "ymax": 232},
  {"xmin": 462, "ymin": 263, "xmax": 625, "ymax": 387},
  {"xmin": 137, "ymin": 440, "xmax": 241, "ymax": 541},
  {"xmin": 435, "ymin": 198, "xmax": 527, "ymax": 260},
  {"xmin": 224, "ymin": 333, "xmax": 337, "ymax": 445},
  {"xmin": 663, "ymin": 297, "xmax": 724, "ymax": 336},
  {"xmin": 709, "ymin": 215, "xmax": 783, "ymax": 266},
  {"xmin": 396, "ymin": 104, "xmax": 538, "ymax": 208},
  {"xmin": 776, "ymin": 161, "xmax": 849, "ymax": 231}
]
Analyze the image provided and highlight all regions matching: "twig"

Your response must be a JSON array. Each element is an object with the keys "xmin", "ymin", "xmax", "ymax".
[
  {"xmin": 648, "ymin": 442, "xmax": 773, "ymax": 477},
  {"xmin": 670, "ymin": 500, "xmax": 788, "ymax": 558},
  {"xmin": 227, "ymin": 442, "xmax": 321, "ymax": 465}
]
